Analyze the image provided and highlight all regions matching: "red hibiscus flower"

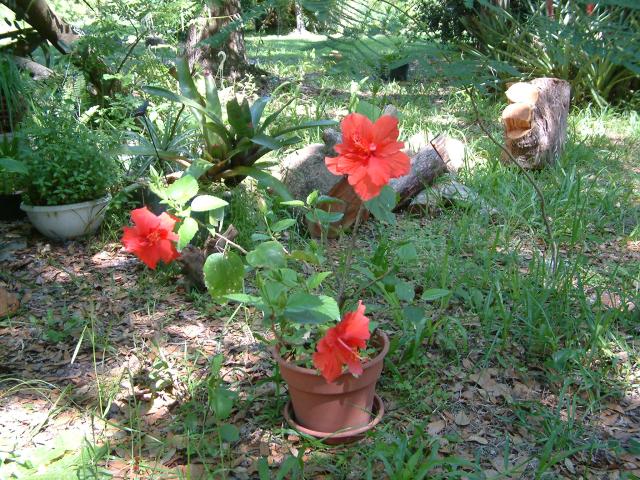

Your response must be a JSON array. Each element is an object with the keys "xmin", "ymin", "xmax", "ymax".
[
  {"xmin": 312, "ymin": 301, "xmax": 371, "ymax": 383},
  {"xmin": 122, "ymin": 207, "xmax": 180, "ymax": 269},
  {"xmin": 325, "ymin": 113, "xmax": 410, "ymax": 201},
  {"xmin": 586, "ymin": 3, "xmax": 595, "ymax": 15}
]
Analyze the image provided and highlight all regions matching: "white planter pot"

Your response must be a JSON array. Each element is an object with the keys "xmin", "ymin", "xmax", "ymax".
[{"xmin": 21, "ymin": 195, "xmax": 111, "ymax": 240}]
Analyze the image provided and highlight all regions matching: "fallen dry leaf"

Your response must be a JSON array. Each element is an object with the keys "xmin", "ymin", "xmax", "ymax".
[
  {"xmin": 427, "ymin": 419, "xmax": 445, "ymax": 436},
  {"xmin": 0, "ymin": 288, "xmax": 19, "ymax": 316},
  {"xmin": 466, "ymin": 434, "xmax": 488, "ymax": 445},
  {"xmin": 454, "ymin": 411, "xmax": 471, "ymax": 426}
]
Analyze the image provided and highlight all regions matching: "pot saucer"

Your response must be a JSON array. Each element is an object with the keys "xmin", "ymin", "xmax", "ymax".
[{"xmin": 283, "ymin": 394, "xmax": 384, "ymax": 445}]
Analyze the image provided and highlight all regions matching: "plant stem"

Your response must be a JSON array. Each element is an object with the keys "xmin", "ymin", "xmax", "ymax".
[
  {"xmin": 466, "ymin": 87, "xmax": 558, "ymax": 271},
  {"xmin": 337, "ymin": 203, "xmax": 365, "ymax": 309}
]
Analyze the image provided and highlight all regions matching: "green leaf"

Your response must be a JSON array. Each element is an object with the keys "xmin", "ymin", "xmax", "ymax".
[
  {"xmin": 166, "ymin": 175, "xmax": 199, "ymax": 205},
  {"xmin": 271, "ymin": 119, "xmax": 338, "ymax": 138},
  {"xmin": 258, "ymin": 458, "xmax": 270, "ymax": 480},
  {"xmin": 395, "ymin": 281, "xmax": 415, "ymax": 302},
  {"xmin": 290, "ymin": 249, "xmax": 320, "ymax": 265},
  {"xmin": 306, "ymin": 190, "xmax": 319, "ymax": 206},
  {"xmin": 396, "ymin": 242, "xmax": 418, "ymax": 263},
  {"xmin": 177, "ymin": 217, "xmax": 198, "ymax": 251},
  {"xmin": 225, "ymin": 293, "xmax": 261, "ymax": 304},
  {"xmin": 227, "ymin": 97, "xmax": 254, "ymax": 138},
  {"xmin": 184, "ymin": 158, "xmax": 213, "ymax": 179},
  {"xmin": 225, "ymin": 166, "xmax": 293, "ymax": 201},
  {"xmin": 271, "ymin": 218, "xmax": 296, "ymax": 232},
  {"xmin": 250, "ymin": 133, "xmax": 283, "ymax": 151},
  {"xmin": 356, "ymin": 100, "xmax": 382, "ymax": 121},
  {"xmin": 176, "ymin": 57, "xmax": 203, "ymax": 106},
  {"xmin": 191, "ymin": 195, "xmax": 228, "ymax": 212},
  {"xmin": 365, "ymin": 185, "xmax": 397, "ymax": 224},
  {"xmin": 284, "ymin": 293, "xmax": 340, "ymax": 324},
  {"xmin": 246, "ymin": 241, "xmax": 286, "ymax": 268},
  {"xmin": 307, "ymin": 209, "xmax": 343, "ymax": 224},
  {"xmin": 204, "ymin": 74, "xmax": 222, "ymax": 119},
  {"xmin": 422, "ymin": 288, "xmax": 451, "ymax": 301},
  {"xmin": 204, "ymin": 252, "xmax": 245, "ymax": 301},
  {"xmin": 306, "ymin": 271, "xmax": 332, "ymax": 290},
  {"xmin": 250, "ymin": 96, "xmax": 270, "ymax": 127},
  {"xmin": 210, "ymin": 387, "xmax": 236, "ymax": 420},
  {"xmin": 280, "ymin": 200, "xmax": 305, "ymax": 207},
  {"xmin": 0, "ymin": 157, "xmax": 28, "ymax": 174},
  {"xmin": 219, "ymin": 423, "xmax": 240, "ymax": 442}
]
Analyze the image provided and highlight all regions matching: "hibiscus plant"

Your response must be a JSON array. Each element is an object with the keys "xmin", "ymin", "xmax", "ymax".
[{"xmin": 121, "ymin": 103, "xmax": 412, "ymax": 383}]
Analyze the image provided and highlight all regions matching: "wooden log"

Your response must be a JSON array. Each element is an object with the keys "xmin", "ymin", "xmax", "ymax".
[
  {"xmin": 501, "ymin": 78, "xmax": 570, "ymax": 169},
  {"xmin": 389, "ymin": 134, "xmax": 465, "ymax": 211}
]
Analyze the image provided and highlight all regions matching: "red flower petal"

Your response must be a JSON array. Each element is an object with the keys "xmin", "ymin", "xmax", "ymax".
[
  {"xmin": 324, "ymin": 113, "xmax": 410, "ymax": 201},
  {"xmin": 312, "ymin": 301, "xmax": 371, "ymax": 383},
  {"xmin": 130, "ymin": 207, "xmax": 160, "ymax": 235},
  {"xmin": 121, "ymin": 207, "xmax": 180, "ymax": 269}
]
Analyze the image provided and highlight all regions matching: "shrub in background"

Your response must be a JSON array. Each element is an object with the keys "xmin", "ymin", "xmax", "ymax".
[{"xmin": 462, "ymin": 0, "xmax": 640, "ymax": 105}]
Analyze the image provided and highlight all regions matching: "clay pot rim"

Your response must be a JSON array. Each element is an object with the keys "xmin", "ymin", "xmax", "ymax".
[
  {"xmin": 273, "ymin": 330, "xmax": 389, "ymax": 377},
  {"xmin": 283, "ymin": 393, "xmax": 384, "ymax": 443}
]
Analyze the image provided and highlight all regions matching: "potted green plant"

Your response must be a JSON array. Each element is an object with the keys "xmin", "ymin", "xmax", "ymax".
[
  {"xmin": 19, "ymin": 115, "xmax": 119, "ymax": 240},
  {"xmin": 120, "ymin": 104, "xmax": 412, "ymax": 443}
]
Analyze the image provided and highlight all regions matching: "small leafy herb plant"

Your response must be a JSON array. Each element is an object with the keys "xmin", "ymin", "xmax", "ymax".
[{"xmin": 21, "ymin": 115, "xmax": 119, "ymax": 206}]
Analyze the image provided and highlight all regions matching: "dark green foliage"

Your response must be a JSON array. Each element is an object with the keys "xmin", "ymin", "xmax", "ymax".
[
  {"xmin": 0, "ymin": 55, "xmax": 29, "ymax": 133},
  {"xmin": 416, "ymin": 0, "xmax": 475, "ymax": 43},
  {"xmin": 463, "ymin": 0, "xmax": 640, "ymax": 105},
  {"xmin": 20, "ymin": 114, "xmax": 119, "ymax": 206}
]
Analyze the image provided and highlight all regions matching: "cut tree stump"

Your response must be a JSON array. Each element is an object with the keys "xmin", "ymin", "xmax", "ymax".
[{"xmin": 501, "ymin": 78, "xmax": 570, "ymax": 169}]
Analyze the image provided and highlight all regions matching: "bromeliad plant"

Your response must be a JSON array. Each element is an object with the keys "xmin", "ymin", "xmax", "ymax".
[{"xmin": 141, "ymin": 57, "xmax": 335, "ymax": 191}]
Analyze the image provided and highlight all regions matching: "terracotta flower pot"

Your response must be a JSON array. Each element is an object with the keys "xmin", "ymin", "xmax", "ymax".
[{"xmin": 274, "ymin": 331, "xmax": 389, "ymax": 438}]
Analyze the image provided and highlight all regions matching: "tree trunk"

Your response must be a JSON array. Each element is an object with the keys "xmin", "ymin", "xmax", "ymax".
[
  {"xmin": 501, "ymin": 78, "xmax": 571, "ymax": 170},
  {"xmin": 2, "ymin": 0, "xmax": 79, "ymax": 53},
  {"xmin": 185, "ymin": 0, "xmax": 250, "ymax": 79},
  {"xmin": 295, "ymin": 1, "xmax": 307, "ymax": 34},
  {"xmin": 1, "ymin": 0, "xmax": 120, "ymax": 103}
]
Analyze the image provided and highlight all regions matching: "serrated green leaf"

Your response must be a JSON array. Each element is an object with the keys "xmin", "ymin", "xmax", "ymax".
[
  {"xmin": 356, "ymin": 100, "xmax": 382, "ymax": 121},
  {"xmin": 284, "ymin": 293, "xmax": 340, "ymax": 324},
  {"xmin": 204, "ymin": 252, "xmax": 245, "ymax": 301},
  {"xmin": 395, "ymin": 281, "xmax": 415, "ymax": 302},
  {"xmin": 247, "ymin": 241, "xmax": 286, "ymax": 268},
  {"xmin": 166, "ymin": 175, "xmax": 199, "ymax": 205},
  {"xmin": 191, "ymin": 195, "xmax": 228, "ymax": 212}
]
